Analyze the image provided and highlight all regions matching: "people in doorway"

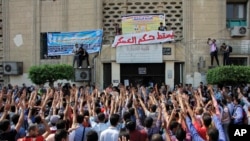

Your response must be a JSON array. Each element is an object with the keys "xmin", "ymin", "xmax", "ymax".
[{"xmin": 207, "ymin": 38, "xmax": 219, "ymax": 66}]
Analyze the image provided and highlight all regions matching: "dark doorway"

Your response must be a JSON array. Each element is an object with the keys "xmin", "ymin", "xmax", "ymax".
[
  {"xmin": 120, "ymin": 63, "xmax": 165, "ymax": 87},
  {"xmin": 103, "ymin": 63, "xmax": 111, "ymax": 89},
  {"xmin": 174, "ymin": 63, "xmax": 184, "ymax": 85}
]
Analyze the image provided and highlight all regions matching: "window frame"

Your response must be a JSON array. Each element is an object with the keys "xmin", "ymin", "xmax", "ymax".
[{"xmin": 226, "ymin": 2, "xmax": 247, "ymax": 20}]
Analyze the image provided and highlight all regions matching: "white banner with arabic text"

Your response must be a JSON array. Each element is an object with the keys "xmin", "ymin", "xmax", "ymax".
[{"xmin": 112, "ymin": 30, "xmax": 174, "ymax": 47}]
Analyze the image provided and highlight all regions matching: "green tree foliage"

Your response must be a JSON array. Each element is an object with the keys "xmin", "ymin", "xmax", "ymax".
[
  {"xmin": 207, "ymin": 66, "xmax": 250, "ymax": 85},
  {"xmin": 28, "ymin": 64, "xmax": 74, "ymax": 85}
]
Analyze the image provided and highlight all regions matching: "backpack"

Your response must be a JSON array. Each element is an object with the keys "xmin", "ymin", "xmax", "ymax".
[{"xmin": 229, "ymin": 46, "xmax": 232, "ymax": 53}]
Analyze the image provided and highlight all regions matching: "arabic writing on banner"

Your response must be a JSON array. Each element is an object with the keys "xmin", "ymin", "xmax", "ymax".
[
  {"xmin": 122, "ymin": 14, "xmax": 165, "ymax": 34},
  {"xmin": 47, "ymin": 30, "xmax": 103, "ymax": 56},
  {"xmin": 112, "ymin": 30, "xmax": 174, "ymax": 47}
]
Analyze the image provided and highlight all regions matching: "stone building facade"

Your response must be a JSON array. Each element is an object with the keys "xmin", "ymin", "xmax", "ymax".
[{"xmin": 1, "ymin": 0, "xmax": 249, "ymax": 89}]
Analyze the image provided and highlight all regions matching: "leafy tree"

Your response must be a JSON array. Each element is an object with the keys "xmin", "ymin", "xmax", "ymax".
[
  {"xmin": 207, "ymin": 65, "xmax": 250, "ymax": 86},
  {"xmin": 28, "ymin": 64, "xmax": 74, "ymax": 86}
]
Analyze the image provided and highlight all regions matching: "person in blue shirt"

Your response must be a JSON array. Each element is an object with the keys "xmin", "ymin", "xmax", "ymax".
[
  {"xmin": 232, "ymin": 97, "xmax": 244, "ymax": 125},
  {"xmin": 185, "ymin": 114, "xmax": 226, "ymax": 141},
  {"xmin": 72, "ymin": 114, "xmax": 91, "ymax": 141}
]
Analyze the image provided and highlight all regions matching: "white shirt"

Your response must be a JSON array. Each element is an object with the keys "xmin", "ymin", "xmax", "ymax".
[
  {"xmin": 89, "ymin": 117, "xmax": 110, "ymax": 139},
  {"xmin": 69, "ymin": 130, "xmax": 75, "ymax": 141},
  {"xmin": 100, "ymin": 127, "xmax": 119, "ymax": 141}
]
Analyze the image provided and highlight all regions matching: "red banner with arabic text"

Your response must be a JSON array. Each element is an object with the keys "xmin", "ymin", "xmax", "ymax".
[{"xmin": 112, "ymin": 30, "xmax": 174, "ymax": 47}]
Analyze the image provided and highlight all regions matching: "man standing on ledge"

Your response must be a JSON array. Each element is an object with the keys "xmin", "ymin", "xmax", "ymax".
[
  {"xmin": 220, "ymin": 43, "xmax": 230, "ymax": 66},
  {"xmin": 207, "ymin": 38, "xmax": 219, "ymax": 66}
]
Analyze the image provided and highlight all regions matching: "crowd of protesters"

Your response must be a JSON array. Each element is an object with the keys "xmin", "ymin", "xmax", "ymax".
[{"xmin": 0, "ymin": 82, "xmax": 250, "ymax": 141}]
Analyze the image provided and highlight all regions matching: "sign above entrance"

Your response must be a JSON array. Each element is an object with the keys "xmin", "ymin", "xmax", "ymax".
[
  {"xmin": 121, "ymin": 14, "xmax": 166, "ymax": 34},
  {"xmin": 163, "ymin": 47, "xmax": 171, "ymax": 55},
  {"xmin": 112, "ymin": 30, "xmax": 174, "ymax": 47},
  {"xmin": 116, "ymin": 44, "xmax": 163, "ymax": 63}
]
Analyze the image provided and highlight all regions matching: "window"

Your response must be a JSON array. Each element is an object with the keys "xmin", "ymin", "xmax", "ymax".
[
  {"xmin": 226, "ymin": 3, "xmax": 247, "ymax": 28},
  {"xmin": 230, "ymin": 57, "xmax": 247, "ymax": 66},
  {"xmin": 226, "ymin": 3, "xmax": 246, "ymax": 20}
]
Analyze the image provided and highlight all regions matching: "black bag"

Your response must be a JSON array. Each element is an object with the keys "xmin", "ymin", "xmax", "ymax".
[{"xmin": 229, "ymin": 46, "xmax": 232, "ymax": 53}]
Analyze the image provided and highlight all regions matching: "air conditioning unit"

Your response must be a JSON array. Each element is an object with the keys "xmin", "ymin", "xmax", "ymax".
[
  {"xmin": 74, "ymin": 68, "xmax": 91, "ymax": 82},
  {"xmin": 3, "ymin": 62, "xmax": 23, "ymax": 75},
  {"xmin": 231, "ymin": 26, "xmax": 247, "ymax": 37}
]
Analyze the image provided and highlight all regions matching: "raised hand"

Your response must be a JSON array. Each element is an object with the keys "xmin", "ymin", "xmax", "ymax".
[{"xmin": 4, "ymin": 103, "xmax": 11, "ymax": 111}]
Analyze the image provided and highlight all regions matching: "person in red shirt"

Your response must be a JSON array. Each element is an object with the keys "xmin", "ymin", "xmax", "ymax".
[
  {"xmin": 193, "ymin": 112, "xmax": 212, "ymax": 140},
  {"xmin": 125, "ymin": 119, "xmax": 148, "ymax": 141}
]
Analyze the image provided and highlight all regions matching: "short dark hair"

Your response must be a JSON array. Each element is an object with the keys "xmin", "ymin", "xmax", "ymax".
[
  {"xmin": 95, "ymin": 107, "xmax": 101, "ymax": 115},
  {"xmin": 125, "ymin": 119, "xmax": 136, "ymax": 131},
  {"xmin": 128, "ymin": 108, "xmax": 135, "ymax": 116},
  {"xmin": 83, "ymin": 110, "xmax": 89, "ymax": 117},
  {"xmin": 10, "ymin": 105, "xmax": 16, "ymax": 112},
  {"xmin": 123, "ymin": 112, "xmax": 131, "ymax": 121},
  {"xmin": 97, "ymin": 113, "xmax": 105, "ymax": 122},
  {"xmin": 207, "ymin": 127, "xmax": 219, "ymax": 141},
  {"xmin": 151, "ymin": 105, "xmax": 157, "ymax": 112},
  {"xmin": 0, "ymin": 119, "xmax": 10, "ymax": 131},
  {"xmin": 76, "ymin": 114, "xmax": 84, "ymax": 124},
  {"xmin": 202, "ymin": 113, "xmax": 212, "ymax": 127},
  {"xmin": 110, "ymin": 114, "xmax": 120, "ymax": 126},
  {"xmin": 56, "ymin": 120, "xmax": 66, "ymax": 130},
  {"xmin": 54, "ymin": 129, "xmax": 68, "ymax": 141},
  {"xmin": 86, "ymin": 130, "xmax": 98, "ymax": 141},
  {"xmin": 169, "ymin": 120, "xmax": 179, "ymax": 130},
  {"xmin": 11, "ymin": 114, "xmax": 20, "ymax": 125},
  {"xmin": 34, "ymin": 115, "xmax": 42, "ymax": 124},
  {"xmin": 175, "ymin": 127, "xmax": 186, "ymax": 141},
  {"xmin": 144, "ymin": 117, "xmax": 153, "ymax": 128}
]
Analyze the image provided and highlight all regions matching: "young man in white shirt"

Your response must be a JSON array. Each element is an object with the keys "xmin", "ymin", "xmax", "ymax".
[{"xmin": 99, "ymin": 114, "xmax": 120, "ymax": 141}]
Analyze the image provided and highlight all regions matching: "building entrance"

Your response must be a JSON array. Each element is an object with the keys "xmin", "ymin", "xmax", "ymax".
[{"xmin": 120, "ymin": 63, "xmax": 165, "ymax": 87}]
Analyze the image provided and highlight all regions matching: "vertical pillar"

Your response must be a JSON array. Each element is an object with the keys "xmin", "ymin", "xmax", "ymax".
[
  {"xmin": 165, "ymin": 61, "xmax": 174, "ymax": 89},
  {"xmin": 111, "ymin": 62, "xmax": 120, "ymax": 86}
]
